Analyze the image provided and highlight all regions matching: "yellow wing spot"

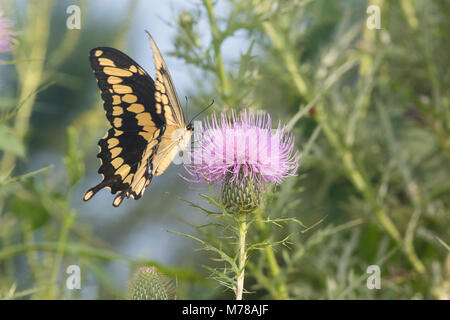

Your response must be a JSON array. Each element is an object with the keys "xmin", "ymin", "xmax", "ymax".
[
  {"xmin": 103, "ymin": 67, "xmax": 133, "ymax": 77},
  {"xmin": 114, "ymin": 129, "xmax": 123, "ymax": 136},
  {"xmin": 111, "ymin": 157, "xmax": 124, "ymax": 168},
  {"xmin": 152, "ymin": 128, "xmax": 161, "ymax": 138},
  {"xmin": 110, "ymin": 147, "xmax": 122, "ymax": 158},
  {"xmin": 139, "ymin": 131, "xmax": 153, "ymax": 141},
  {"xmin": 156, "ymin": 70, "xmax": 162, "ymax": 79},
  {"xmin": 112, "ymin": 84, "xmax": 133, "ymax": 94},
  {"xmin": 156, "ymin": 103, "xmax": 162, "ymax": 114},
  {"xmin": 134, "ymin": 177, "xmax": 147, "ymax": 194},
  {"xmin": 123, "ymin": 173, "xmax": 134, "ymax": 184},
  {"xmin": 84, "ymin": 190, "xmax": 94, "ymax": 201},
  {"xmin": 143, "ymin": 125, "xmax": 157, "ymax": 133},
  {"xmin": 107, "ymin": 138, "xmax": 119, "ymax": 148},
  {"xmin": 94, "ymin": 50, "xmax": 103, "ymax": 57},
  {"xmin": 98, "ymin": 57, "xmax": 115, "ymax": 66},
  {"xmin": 116, "ymin": 164, "xmax": 131, "ymax": 178},
  {"xmin": 122, "ymin": 94, "xmax": 138, "ymax": 103},
  {"xmin": 112, "ymin": 106, "xmax": 123, "ymax": 116},
  {"xmin": 112, "ymin": 95, "xmax": 121, "ymax": 105},
  {"xmin": 113, "ymin": 196, "xmax": 123, "ymax": 207},
  {"xmin": 138, "ymin": 68, "xmax": 145, "ymax": 75},
  {"xmin": 112, "ymin": 94, "xmax": 122, "ymax": 105},
  {"xmin": 155, "ymin": 91, "xmax": 162, "ymax": 102},
  {"xmin": 129, "ymin": 65, "xmax": 138, "ymax": 73},
  {"xmin": 109, "ymin": 89, "xmax": 114, "ymax": 93},
  {"xmin": 136, "ymin": 113, "xmax": 153, "ymax": 126},
  {"xmin": 107, "ymin": 76, "xmax": 123, "ymax": 84},
  {"xmin": 139, "ymin": 129, "xmax": 161, "ymax": 142},
  {"xmin": 156, "ymin": 81, "xmax": 165, "ymax": 93},
  {"xmin": 113, "ymin": 117, "xmax": 123, "ymax": 128},
  {"xmin": 161, "ymin": 94, "xmax": 169, "ymax": 105},
  {"xmin": 127, "ymin": 103, "xmax": 145, "ymax": 113}
]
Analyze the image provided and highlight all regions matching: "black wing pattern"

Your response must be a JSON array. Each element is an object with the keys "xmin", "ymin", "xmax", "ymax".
[{"xmin": 83, "ymin": 47, "xmax": 167, "ymax": 207}]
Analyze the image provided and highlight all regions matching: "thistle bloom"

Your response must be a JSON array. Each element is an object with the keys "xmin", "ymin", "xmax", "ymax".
[
  {"xmin": 0, "ymin": 10, "xmax": 15, "ymax": 53},
  {"xmin": 185, "ymin": 109, "xmax": 299, "ymax": 211}
]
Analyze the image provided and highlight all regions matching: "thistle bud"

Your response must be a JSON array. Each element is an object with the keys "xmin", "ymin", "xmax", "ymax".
[
  {"xmin": 221, "ymin": 171, "xmax": 263, "ymax": 213},
  {"xmin": 128, "ymin": 267, "xmax": 171, "ymax": 300}
]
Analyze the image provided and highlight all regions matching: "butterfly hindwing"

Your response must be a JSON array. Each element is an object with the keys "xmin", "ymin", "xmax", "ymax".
[{"xmin": 84, "ymin": 47, "xmax": 166, "ymax": 206}]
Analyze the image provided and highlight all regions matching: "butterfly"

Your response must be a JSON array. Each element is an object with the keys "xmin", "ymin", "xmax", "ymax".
[{"xmin": 83, "ymin": 32, "xmax": 194, "ymax": 207}]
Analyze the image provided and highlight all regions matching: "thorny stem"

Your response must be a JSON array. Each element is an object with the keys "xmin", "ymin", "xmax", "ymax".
[{"xmin": 236, "ymin": 213, "xmax": 247, "ymax": 300}]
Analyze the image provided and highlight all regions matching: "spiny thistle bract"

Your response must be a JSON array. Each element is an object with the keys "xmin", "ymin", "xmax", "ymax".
[
  {"xmin": 185, "ymin": 109, "xmax": 299, "ymax": 212},
  {"xmin": 127, "ymin": 267, "xmax": 173, "ymax": 300},
  {"xmin": 0, "ymin": 10, "xmax": 15, "ymax": 53},
  {"xmin": 221, "ymin": 170, "xmax": 263, "ymax": 212}
]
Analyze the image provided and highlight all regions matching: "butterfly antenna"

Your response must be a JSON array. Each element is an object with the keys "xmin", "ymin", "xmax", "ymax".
[{"xmin": 189, "ymin": 99, "xmax": 215, "ymax": 125}]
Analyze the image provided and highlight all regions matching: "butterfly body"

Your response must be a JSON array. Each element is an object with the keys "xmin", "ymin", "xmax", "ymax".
[{"xmin": 84, "ymin": 33, "xmax": 192, "ymax": 207}]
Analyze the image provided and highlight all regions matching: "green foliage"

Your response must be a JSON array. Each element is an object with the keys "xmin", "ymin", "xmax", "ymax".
[
  {"xmin": 0, "ymin": 124, "xmax": 25, "ymax": 157},
  {"xmin": 173, "ymin": 184, "xmax": 310, "ymax": 299},
  {"xmin": 0, "ymin": 0, "xmax": 203, "ymax": 300},
  {"xmin": 170, "ymin": 0, "xmax": 449, "ymax": 299},
  {"xmin": 63, "ymin": 126, "xmax": 85, "ymax": 187}
]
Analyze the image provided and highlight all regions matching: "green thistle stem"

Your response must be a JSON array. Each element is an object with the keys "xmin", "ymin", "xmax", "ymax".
[{"xmin": 236, "ymin": 213, "xmax": 247, "ymax": 300}]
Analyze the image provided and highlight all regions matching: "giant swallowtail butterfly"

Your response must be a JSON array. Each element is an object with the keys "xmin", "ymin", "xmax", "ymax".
[{"xmin": 83, "ymin": 32, "xmax": 193, "ymax": 207}]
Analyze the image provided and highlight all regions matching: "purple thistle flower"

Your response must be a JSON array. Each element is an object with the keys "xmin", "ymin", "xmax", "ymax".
[
  {"xmin": 0, "ymin": 10, "xmax": 15, "ymax": 53},
  {"xmin": 185, "ymin": 109, "xmax": 299, "ymax": 189}
]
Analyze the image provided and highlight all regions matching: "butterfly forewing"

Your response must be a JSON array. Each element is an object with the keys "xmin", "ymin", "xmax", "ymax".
[
  {"xmin": 84, "ymin": 47, "xmax": 166, "ymax": 207},
  {"xmin": 84, "ymin": 35, "xmax": 191, "ymax": 207},
  {"xmin": 148, "ymin": 33, "xmax": 185, "ymax": 127}
]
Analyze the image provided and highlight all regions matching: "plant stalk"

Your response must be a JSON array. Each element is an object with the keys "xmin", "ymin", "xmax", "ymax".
[
  {"xmin": 254, "ymin": 209, "xmax": 289, "ymax": 299},
  {"xmin": 236, "ymin": 213, "xmax": 247, "ymax": 300}
]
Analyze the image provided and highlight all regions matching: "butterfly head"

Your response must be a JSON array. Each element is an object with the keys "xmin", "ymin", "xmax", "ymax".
[{"xmin": 186, "ymin": 122, "xmax": 194, "ymax": 131}]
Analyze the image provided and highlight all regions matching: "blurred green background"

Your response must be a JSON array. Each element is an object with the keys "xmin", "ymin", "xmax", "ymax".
[{"xmin": 0, "ymin": 0, "xmax": 448, "ymax": 299}]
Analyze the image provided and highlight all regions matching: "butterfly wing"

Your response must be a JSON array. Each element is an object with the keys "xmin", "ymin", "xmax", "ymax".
[
  {"xmin": 147, "ymin": 32, "xmax": 186, "ymax": 128},
  {"xmin": 146, "ymin": 32, "xmax": 192, "ymax": 176},
  {"xmin": 83, "ymin": 47, "xmax": 166, "ymax": 207}
]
